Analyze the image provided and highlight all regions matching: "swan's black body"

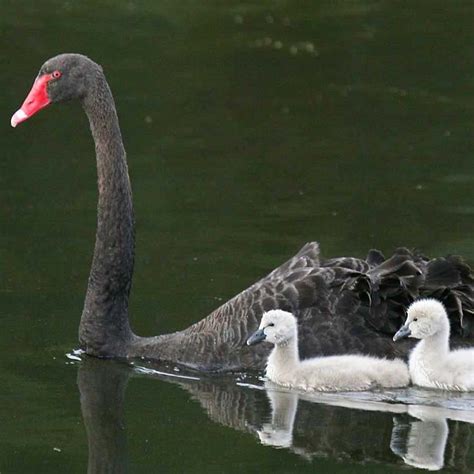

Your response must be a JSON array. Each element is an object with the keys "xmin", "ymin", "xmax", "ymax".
[{"xmin": 12, "ymin": 54, "xmax": 474, "ymax": 371}]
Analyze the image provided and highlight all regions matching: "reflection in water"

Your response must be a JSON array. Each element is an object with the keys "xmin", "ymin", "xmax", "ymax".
[
  {"xmin": 78, "ymin": 360, "xmax": 131, "ymax": 474},
  {"xmin": 391, "ymin": 405, "xmax": 474, "ymax": 471},
  {"xmin": 391, "ymin": 407, "xmax": 448, "ymax": 471},
  {"xmin": 258, "ymin": 386, "xmax": 474, "ymax": 471},
  {"xmin": 77, "ymin": 359, "xmax": 474, "ymax": 472},
  {"xmin": 257, "ymin": 388, "xmax": 297, "ymax": 448}
]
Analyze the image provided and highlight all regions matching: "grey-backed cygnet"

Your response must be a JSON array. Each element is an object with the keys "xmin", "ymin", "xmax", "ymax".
[
  {"xmin": 393, "ymin": 298, "xmax": 474, "ymax": 391},
  {"xmin": 247, "ymin": 310, "xmax": 409, "ymax": 392}
]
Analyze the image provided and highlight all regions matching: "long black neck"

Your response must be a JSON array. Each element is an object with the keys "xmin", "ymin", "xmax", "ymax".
[{"xmin": 79, "ymin": 73, "xmax": 134, "ymax": 357}]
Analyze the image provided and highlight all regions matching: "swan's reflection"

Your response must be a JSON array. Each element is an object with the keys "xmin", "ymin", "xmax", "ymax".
[
  {"xmin": 257, "ymin": 388, "xmax": 297, "ymax": 448},
  {"xmin": 77, "ymin": 358, "xmax": 474, "ymax": 473},
  {"xmin": 78, "ymin": 358, "xmax": 131, "ymax": 474},
  {"xmin": 391, "ymin": 407, "xmax": 448, "ymax": 471},
  {"xmin": 257, "ymin": 384, "xmax": 474, "ymax": 470},
  {"xmin": 390, "ymin": 404, "xmax": 474, "ymax": 471}
]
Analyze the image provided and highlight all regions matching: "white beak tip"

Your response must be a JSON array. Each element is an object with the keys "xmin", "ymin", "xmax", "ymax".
[{"xmin": 11, "ymin": 109, "xmax": 28, "ymax": 128}]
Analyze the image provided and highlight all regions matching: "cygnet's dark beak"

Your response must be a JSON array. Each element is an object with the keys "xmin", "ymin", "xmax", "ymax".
[
  {"xmin": 247, "ymin": 328, "xmax": 266, "ymax": 346},
  {"xmin": 393, "ymin": 324, "xmax": 411, "ymax": 341}
]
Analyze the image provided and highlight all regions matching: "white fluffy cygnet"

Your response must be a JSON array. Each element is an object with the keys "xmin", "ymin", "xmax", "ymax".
[
  {"xmin": 247, "ymin": 310, "xmax": 409, "ymax": 392},
  {"xmin": 393, "ymin": 298, "xmax": 474, "ymax": 391}
]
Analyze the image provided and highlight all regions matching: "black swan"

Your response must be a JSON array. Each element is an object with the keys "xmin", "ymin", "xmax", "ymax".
[{"xmin": 10, "ymin": 54, "xmax": 474, "ymax": 371}]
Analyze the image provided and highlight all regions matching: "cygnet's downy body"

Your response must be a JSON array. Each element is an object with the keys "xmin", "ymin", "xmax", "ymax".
[
  {"xmin": 393, "ymin": 298, "xmax": 474, "ymax": 391},
  {"xmin": 247, "ymin": 310, "xmax": 409, "ymax": 392}
]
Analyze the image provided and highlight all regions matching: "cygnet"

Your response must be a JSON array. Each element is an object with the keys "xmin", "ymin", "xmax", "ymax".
[
  {"xmin": 247, "ymin": 310, "xmax": 409, "ymax": 392},
  {"xmin": 394, "ymin": 298, "xmax": 474, "ymax": 391}
]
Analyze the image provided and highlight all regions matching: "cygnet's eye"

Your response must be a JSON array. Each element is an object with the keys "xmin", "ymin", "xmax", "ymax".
[
  {"xmin": 267, "ymin": 323, "xmax": 275, "ymax": 327},
  {"xmin": 52, "ymin": 70, "xmax": 62, "ymax": 79},
  {"xmin": 413, "ymin": 318, "xmax": 418, "ymax": 322}
]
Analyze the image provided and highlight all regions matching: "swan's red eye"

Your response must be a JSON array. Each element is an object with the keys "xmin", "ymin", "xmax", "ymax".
[{"xmin": 52, "ymin": 70, "xmax": 62, "ymax": 79}]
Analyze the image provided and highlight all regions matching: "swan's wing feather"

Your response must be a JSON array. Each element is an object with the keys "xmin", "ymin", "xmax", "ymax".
[
  {"xmin": 298, "ymin": 248, "xmax": 474, "ymax": 355},
  {"xmin": 420, "ymin": 256, "xmax": 474, "ymax": 337},
  {"xmin": 366, "ymin": 249, "xmax": 386, "ymax": 267},
  {"xmin": 148, "ymin": 245, "xmax": 474, "ymax": 371},
  {"xmin": 424, "ymin": 256, "xmax": 474, "ymax": 289},
  {"xmin": 265, "ymin": 242, "xmax": 320, "ymax": 281},
  {"xmin": 322, "ymin": 257, "xmax": 369, "ymax": 273}
]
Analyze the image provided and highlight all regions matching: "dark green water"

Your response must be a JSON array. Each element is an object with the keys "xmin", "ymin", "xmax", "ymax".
[{"xmin": 1, "ymin": 1, "xmax": 474, "ymax": 472}]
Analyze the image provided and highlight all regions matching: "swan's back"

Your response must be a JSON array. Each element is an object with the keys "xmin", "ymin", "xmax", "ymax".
[{"xmin": 132, "ymin": 243, "xmax": 474, "ymax": 372}]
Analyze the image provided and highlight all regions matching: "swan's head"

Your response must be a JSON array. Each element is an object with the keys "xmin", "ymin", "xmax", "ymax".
[
  {"xmin": 11, "ymin": 53, "xmax": 103, "ymax": 127},
  {"xmin": 247, "ymin": 310, "xmax": 297, "ymax": 346},
  {"xmin": 393, "ymin": 299, "xmax": 449, "ymax": 341}
]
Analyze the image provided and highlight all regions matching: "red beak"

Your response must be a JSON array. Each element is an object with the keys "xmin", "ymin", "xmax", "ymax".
[{"xmin": 11, "ymin": 73, "xmax": 54, "ymax": 127}]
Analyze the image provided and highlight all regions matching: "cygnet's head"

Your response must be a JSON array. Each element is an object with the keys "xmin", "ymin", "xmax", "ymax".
[
  {"xmin": 247, "ymin": 310, "xmax": 297, "ymax": 346},
  {"xmin": 393, "ymin": 299, "xmax": 449, "ymax": 341}
]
